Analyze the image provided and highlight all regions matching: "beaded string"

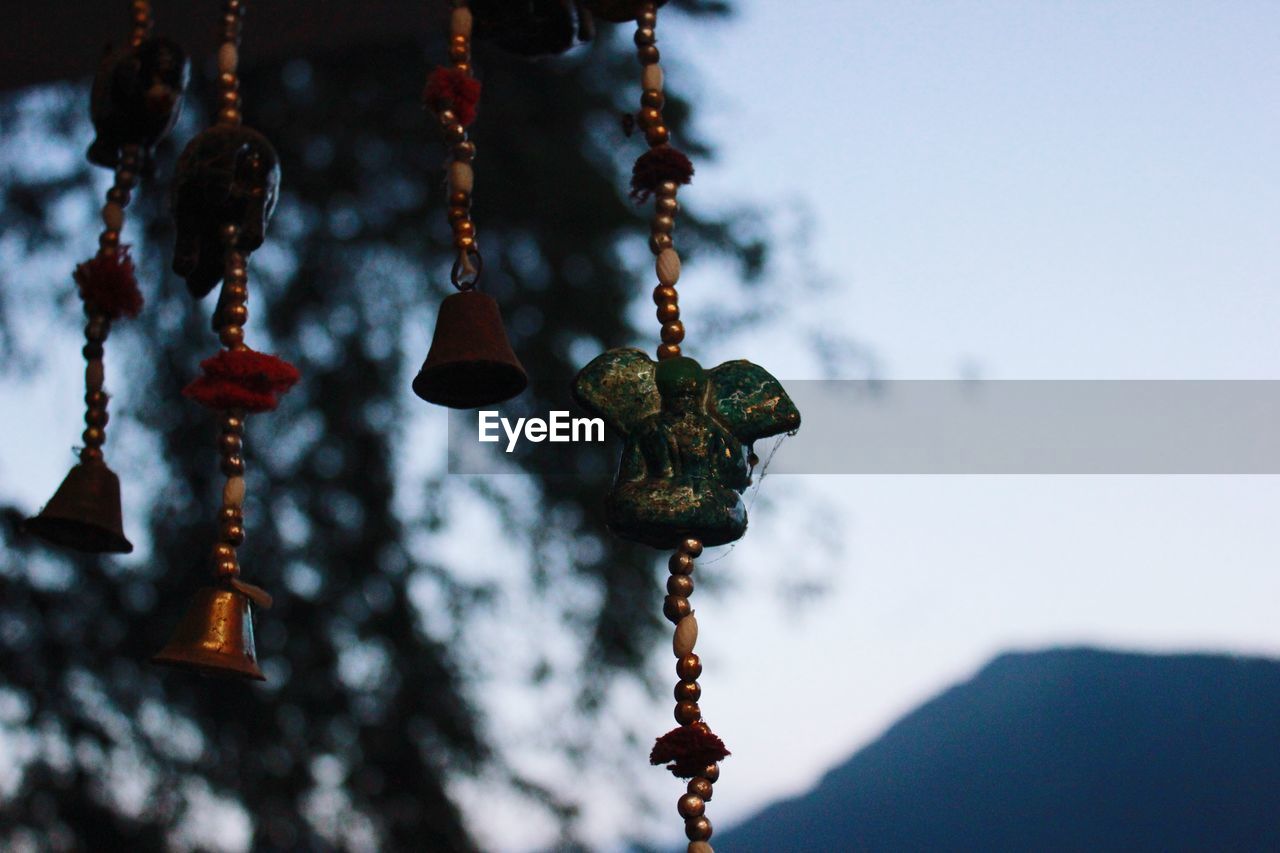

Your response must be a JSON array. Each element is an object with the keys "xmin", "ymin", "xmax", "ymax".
[
  {"xmin": 634, "ymin": 6, "xmax": 717, "ymax": 849},
  {"xmin": 79, "ymin": 143, "xmax": 143, "ymax": 470},
  {"xmin": 431, "ymin": 0, "xmax": 483, "ymax": 290},
  {"xmin": 634, "ymin": 3, "xmax": 686, "ymax": 364},
  {"xmin": 666, "ymin": 536, "xmax": 718, "ymax": 852},
  {"xmin": 215, "ymin": 0, "xmax": 244, "ymax": 127},
  {"xmin": 129, "ymin": 0, "xmax": 152, "ymax": 48}
]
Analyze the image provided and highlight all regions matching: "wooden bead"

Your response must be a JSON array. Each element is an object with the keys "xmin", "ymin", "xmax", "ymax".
[
  {"xmin": 640, "ymin": 107, "xmax": 663, "ymax": 127},
  {"xmin": 661, "ymin": 322, "xmax": 685, "ymax": 344},
  {"xmin": 82, "ymin": 427, "xmax": 104, "ymax": 447},
  {"xmin": 225, "ymin": 304, "xmax": 248, "ymax": 325},
  {"xmin": 223, "ymin": 476, "xmax": 246, "ymax": 508},
  {"xmin": 219, "ymin": 325, "xmax": 244, "ymax": 348},
  {"xmin": 221, "ymin": 455, "xmax": 245, "ymax": 476},
  {"xmin": 657, "ymin": 249, "xmax": 681, "ymax": 286},
  {"xmin": 669, "ymin": 552, "xmax": 694, "ymax": 574},
  {"xmin": 641, "ymin": 89, "xmax": 664, "ymax": 109},
  {"xmin": 685, "ymin": 817, "xmax": 712, "ymax": 842},
  {"xmin": 85, "ymin": 360, "xmax": 105, "ymax": 391},
  {"xmin": 680, "ymin": 538, "xmax": 704, "ymax": 558},
  {"xmin": 676, "ymin": 653, "xmax": 701, "ymax": 680},
  {"xmin": 642, "ymin": 63, "xmax": 664, "ymax": 92},
  {"xmin": 677, "ymin": 794, "xmax": 705, "ymax": 819},
  {"xmin": 634, "ymin": 26, "xmax": 656, "ymax": 46},
  {"xmin": 651, "ymin": 214, "xmax": 675, "ymax": 234},
  {"xmin": 637, "ymin": 45, "xmax": 660, "ymax": 65},
  {"xmin": 649, "ymin": 233, "xmax": 673, "ymax": 254},
  {"xmin": 85, "ymin": 408, "xmax": 109, "ymax": 428},
  {"xmin": 451, "ymin": 6, "xmax": 473, "ymax": 36},
  {"xmin": 655, "ymin": 196, "xmax": 679, "ymax": 215},
  {"xmin": 220, "ymin": 433, "xmax": 243, "ymax": 456},
  {"xmin": 663, "ymin": 594, "xmax": 691, "ymax": 623},
  {"xmin": 449, "ymin": 162, "xmax": 474, "ymax": 195},
  {"xmin": 673, "ymin": 614, "xmax": 698, "ymax": 656},
  {"xmin": 675, "ymin": 702, "xmax": 701, "ymax": 724},
  {"xmin": 218, "ymin": 43, "xmax": 238, "ymax": 75},
  {"xmin": 653, "ymin": 284, "xmax": 678, "ymax": 306},
  {"xmin": 688, "ymin": 778, "xmax": 713, "ymax": 800},
  {"xmin": 688, "ymin": 841, "xmax": 714, "ymax": 853},
  {"xmin": 657, "ymin": 343, "xmax": 681, "ymax": 360},
  {"xmin": 656, "ymin": 302, "xmax": 680, "ymax": 323},
  {"xmin": 85, "ymin": 390, "xmax": 107, "ymax": 409},
  {"xmin": 646, "ymin": 125, "xmax": 670, "ymax": 146},
  {"xmin": 453, "ymin": 140, "xmax": 476, "ymax": 162},
  {"xmin": 667, "ymin": 573, "xmax": 693, "ymax": 597},
  {"xmin": 674, "ymin": 680, "xmax": 700, "ymax": 702},
  {"xmin": 101, "ymin": 202, "xmax": 124, "ymax": 232},
  {"xmin": 701, "ymin": 763, "xmax": 719, "ymax": 783}
]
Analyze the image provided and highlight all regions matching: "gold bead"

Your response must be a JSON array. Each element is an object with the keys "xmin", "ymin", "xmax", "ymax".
[
  {"xmin": 657, "ymin": 181, "xmax": 680, "ymax": 197},
  {"xmin": 223, "ymin": 416, "xmax": 245, "ymax": 434},
  {"xmin": 688, "ymin": 778, "xmax": 713, "ymax": 800},
  {"xmin": 655, "ymin": 196, "xmax": 679, "ymax": 215},
  {"xmin": 676, "ymin": 653, "xmax": 701, "ymax": 680},
  {"xmin": 219, "ymin": 325, "xmax": 245, "ymax": 348},
  {"xmin": 449, "ymin": 190, "xmax": 470, "ymax": 207},
  {"xmin": 675, "ymin": 701, "xmax": 701, "ymax": 725},
  {"xmin": 657, "ymin": 343, "xmax": 682, "ymax": 360},
  {"xmin": 641, "ymin": 89, "xmax": 664, "ymax": 109},
  {"xmin": 448, "ymin": 206, "xmax": 470, "ymax": 224},
  {"xmin": 226, "ymin": 304, "xmax": 248, "ymax": 325},
  {"xmin": 213, "ymin": 543, "xmax": 236, "ymax": 563},
  {"xmin": 680, "ymin": 538, "xmax": 703, "ymax": 558},
  {"xmin": 684, "ymin": 816, "xmax": 712, "ymax": 842},
  {"xmin": 99, "ymin": 230, "xmax": 120, "ymax": 248},
  {"xmin": 634, "ymin": 26, "xmax": 656, "ymax": 46},
  {"xmin": 639, "ymin": 107, "xmax": 662, "ymax": 127},
  {"xmin": 219, "ymin": 506, "xmax": 241, "ymax": 524},
  {"xmin": 638, "ymin": 45, "xmax": 660, "ymax": 65},
  {"xmin": 221, "ymin": 455, "xmax": 245, "ymax": 476},
  {"xmin": 677, "ymin": 794, "xmax": 705, "ymax": 819},
  {"xmin": 652, "ymin": 214, "xmax": 675, "ymax": 234},
  {"xmin": 663, "ymin": 595, "xmax": 691, "ymax": 623},
  {"xmin": 667, "ymin": 574, "xmax": 693, "ymax": 597},
  {"xmin": 638, "ymin": 8, "xmax": 657, "ymax": 27},
  {"xmin": 674, "ymin": 680, "xmax": 700, "ymax": 702},
  {"xmin": 218, "ymin": 108, "xmax": 241, "ymax": 124},
  {"xmin": 649, "ymin": 233, "xmax": 673, "ymax": 254},
  {"xmin": 453, "ymin": 140, "xmax": 476, "ymax": 161},
  {"xmin": 224, "ymin": 524, "xmax": 245, "ymax": 546},
  {"xmin": 453, "ymin": 220, "xmax": 475, "ymax": 239},
  {"xmin": 82, "ymin": 427, "xmax": 105, "ymax": 447},
  {"xmin": 215, "ymin": 559, "xmax": 239, "ymax": 580},
  {"xmin": 220, "ymin": 433, "xmax": 243, "ymax": 455},
  {"xmin": 646, "ymin": 125, "xmax": 670, "ymax": 146},
  {"xmin": 653, "ymin": 285, "xmax": 678, "ymax": 306},
  {"xmin": 661, "ymin": 322, "xmax": 685, "ymax": 344},
  {"xmin": 85, "ymin": 408, "xmax": 109, "ymax": 428},
  {"xmin": 701, "ymin": 763, "xmax": 719, "ymax": 783},
  {"xmin": 669, "ymin": 552, "xmax": 694, "ymax": 574},
  {"xmin": 656, "ymin": 302, "xmax": 680, "ymax": 323},
  {"xmin": 437, "ymin": 108, "xmax": 458, "ymax": 126},
  {"xmin": 443, "ymin": 123, "xmax": 466, "ymax": 145},
  {"xmin": 454, "ymin": 234, "xmax": 476, "ymax": 252},
  {"xmin": 85, "ymin": 390, "xmax": 108, "ymax": 408}
]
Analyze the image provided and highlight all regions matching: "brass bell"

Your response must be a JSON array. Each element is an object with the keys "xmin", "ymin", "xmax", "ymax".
[
  {"xmin": 412, "ymin": 290, "xmax": 528, "ymax": 408},
  {"xmin": 152, "ymin": 586, "xmax": 265, "ymax": 680},
  {"xmin": 25, "ymin": 459, "xmax": 133, "ymax": 554}
]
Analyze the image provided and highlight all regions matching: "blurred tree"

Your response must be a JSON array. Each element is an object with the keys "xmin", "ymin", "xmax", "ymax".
[{"xmin": 0, "ymin": 4, "xmax": 774, "ymax": 850}]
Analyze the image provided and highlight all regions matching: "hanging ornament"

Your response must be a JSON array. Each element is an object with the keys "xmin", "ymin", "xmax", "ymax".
[
  {"xmin": 153, "ymin": 0, "xmax": 290, "ymax": 681},
  {"xmin": 412, "ymin": 0, "xmax": 528, "ymax": 408},
  {"xmin": 25, "ymin": 1, "xmax": 189, "ymax": 555},
  {"xmin": 571, "ymin": 5, "xmax": 800, "ymax": 849}
]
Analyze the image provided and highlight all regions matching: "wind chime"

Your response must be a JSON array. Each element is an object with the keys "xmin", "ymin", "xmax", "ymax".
[
  {"xmin": 412, "ymin": 0, "xmax": 527, "ymax": 409},
  {"xmin": 568, "ymin": 3, "xmax": 802, "ymax": 850},
  {"xmin": 152, "ymin": 0, "xmax": 295, "ymax": 680},
  {"xmin": 25, "ymin": 1, "xmax": 188, "ymax": 554}
]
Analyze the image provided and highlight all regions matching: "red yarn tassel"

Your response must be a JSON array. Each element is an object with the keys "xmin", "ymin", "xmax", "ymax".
[
  {"xmin": 630, "ymin": 145, "xmax": 694, "ymax": 203},
  {"xmin": 183, "ymin": 348, "xmax": 300, "ymax": 413},
  {"xmin": 650, "ymin": 722, "xmax": 730, "ymax": 778},
  {"xmin": 74, "ymin": 248, "xmax": 143, "ymax": 319},
  {"xmin": 423, "ymin": 66, "xmax": 482, "ymax": 127}
]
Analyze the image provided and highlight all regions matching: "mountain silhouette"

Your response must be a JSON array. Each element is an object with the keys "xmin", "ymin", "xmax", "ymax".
[{"xmin": 717, "ymin": 648, "xmax": 1280, "ymax": 852}]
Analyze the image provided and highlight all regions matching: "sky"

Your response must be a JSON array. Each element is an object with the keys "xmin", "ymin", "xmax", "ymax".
[{"xmin": 3, "ymin": 2, "xmax": 1280, "ymax": 851}]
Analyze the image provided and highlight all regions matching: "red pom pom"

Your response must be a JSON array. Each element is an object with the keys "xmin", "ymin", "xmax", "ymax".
[
  {"xmin": 649, "ymin": 722, "xmax": 730, "ymax": 778},
  {"xmin": 182, "ymin": 348, "xmax": 301, "ymax": 413},
  {"xmin": 74, "ymin": 248, "xmax": 143, "ymax": 319},
  {"xmin": 630, "ymin": 145, "xmax": 694, "ymax": 203},
  {"xmin": 423, "ymin": 66, "xmax": 482, "ymax": 127}
]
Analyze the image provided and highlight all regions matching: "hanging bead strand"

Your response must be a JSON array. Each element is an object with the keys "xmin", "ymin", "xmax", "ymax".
[
  {"xmin": 81, "ymin": 143, "xmax": 142, "ymax": 467},
  {"xmin": 434, "ymin": 0, "xmax": 482, "ymax": 289},
  {"xmin": 634, "ymin": 3, "xmax": 687, "ymax": 362},
  {"xmin": 666, "ymin": 536, "xmax": 718, "ymax": 851},
  {"xmin": 129, "ymin": 0, "xmax": 153, "ymax": 47},
  {"xmin": 216, "ymin": 0, "xmax": 244, "ymax": 126}
]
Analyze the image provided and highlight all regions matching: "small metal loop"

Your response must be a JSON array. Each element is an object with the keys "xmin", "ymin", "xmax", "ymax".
[{"xmin": 450, "ymin": 246, "xmax": 483, "ymax": 291}]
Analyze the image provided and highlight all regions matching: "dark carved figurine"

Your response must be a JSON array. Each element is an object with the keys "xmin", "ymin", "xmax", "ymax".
[
  {"xmin": 171, "ymin": 125, "xmax": 281, "ymax": 298},
  {"xmin": 87, "ymin": 36, "xmax": 189, "ymax": 170},
  {"xmin": 573, "ymin": 349, "xmax": 800, "ymax": 549}
]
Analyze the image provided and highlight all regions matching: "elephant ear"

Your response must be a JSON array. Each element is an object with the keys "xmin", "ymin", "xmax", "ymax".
[
  {"xmin": 708, "ymin": 360, "xmax": 801, "ymax": 443},
  {"xmin": 572, "ymin": 347, "xmax": 659, "ymax": 438}
]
